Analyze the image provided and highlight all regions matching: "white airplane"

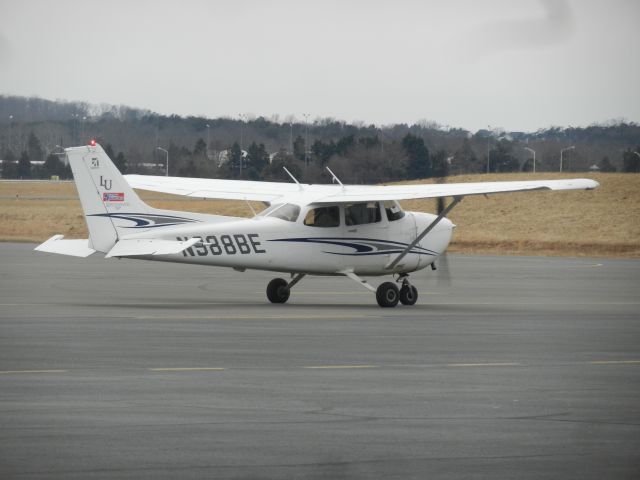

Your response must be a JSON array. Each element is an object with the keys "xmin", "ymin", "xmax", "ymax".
[{"xmin": 35, "ymin": 142, "xmax": 598, "ymax": 307}]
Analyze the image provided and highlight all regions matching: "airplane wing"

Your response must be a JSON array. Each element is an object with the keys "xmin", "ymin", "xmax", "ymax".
[
  {"xmin": 311, "ymin": 178, "xmax": 599, "ymax": 203},
  {"xmin": 125, "ymin": 174, "xmax": 302, "ymax": 202},
  {"xmin": 125, "ymin": 174, "xmax": 598, "ymax": 204}
]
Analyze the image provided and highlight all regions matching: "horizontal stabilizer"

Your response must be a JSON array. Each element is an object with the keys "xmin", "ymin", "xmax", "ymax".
[
  {"xmin": 34, "ymin": 235, "xmax": 96, "ymax": 257},
  {"xmin": 105, "ymin": 237, "xmax": 201, "ymax": 258}
]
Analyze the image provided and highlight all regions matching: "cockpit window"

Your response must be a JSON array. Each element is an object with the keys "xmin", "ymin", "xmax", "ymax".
[
  {"xmin": 383, "ymin": 200, "xmax": 405, "ymax": 221},
  {"xmin": 304, "ymin": 206, "xmax": 340, "ymax": 227},
  {"xmin": 345, "ymin": 202, "xmax": 381, "ymax": 226},
  {"xmin": 257, "ymin": 203, "xmax": 300, "ymax": 222}
]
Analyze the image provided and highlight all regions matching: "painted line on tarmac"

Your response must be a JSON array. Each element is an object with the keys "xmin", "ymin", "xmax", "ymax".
[
  {"xmin": 446, "ymin": 362, "xmax": 521, "ymax": 367},
  {"xmin": 3, "ymin": 361, "xmax": 639, "ymax": 376},
  {"xmin": 149, "ymin": 367, "xmax": 225, "ymax": 372},
  {"xmin": 303, "ymin": 365, "xmax": 378, "ymax": 369},
  {"xmin": 0, "ymin": 369, "xmax": 68, "ymax": 375},
  {"xmin": 132, "ymin": 314, "xmax": 376, "ymax": 320},
  {"xmin": 589, "ymin": 360, "xmax": 640, "ymax": 365}
]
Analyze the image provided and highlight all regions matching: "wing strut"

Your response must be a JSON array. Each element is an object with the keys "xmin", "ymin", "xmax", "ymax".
[
  {"xmin": 283, "ymin": 167, "xmax": 303, "ymax": 190},
  {"xmin": 385, "ymin": 196, "xmax": 463, "ymax": 270}
]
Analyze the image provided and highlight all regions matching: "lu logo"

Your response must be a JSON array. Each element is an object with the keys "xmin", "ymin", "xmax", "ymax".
[{"xmin": 100, "ymin": 176, "xmax": 112, "ymax": 190}]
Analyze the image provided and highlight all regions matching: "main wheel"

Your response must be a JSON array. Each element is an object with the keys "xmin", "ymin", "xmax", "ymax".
[
  {"xmin": 399, "ymin": 284, "xmax": 418, "ymax": 306},
  {"xmin": 266, "ymin": 278, "xmax": 290, "ymax": 304},
  {"xmin": 376, "ymin": 282, "xmax": 399, "ymax": 308}
]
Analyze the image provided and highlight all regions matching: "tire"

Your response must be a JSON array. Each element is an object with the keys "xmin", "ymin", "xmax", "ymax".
[
  {"xmin": 376, "ymin": 282, "xmax": 399, "ymax": 308},
  {"xmin": 399, "ymin": 285, "xmax": 418, "ymax": 306},
  {"xmin": 266, "ymin": 278, "xmax": 290, "ymax": 304}
]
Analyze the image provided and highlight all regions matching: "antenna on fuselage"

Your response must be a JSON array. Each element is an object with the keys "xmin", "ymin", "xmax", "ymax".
[
  {"xmin": 325, "ymin": 167, "xmax": 344, "ymax": 189},
  {"xmin": 283, "ymin": 166, "xmax": 303, "ymax": 190}
]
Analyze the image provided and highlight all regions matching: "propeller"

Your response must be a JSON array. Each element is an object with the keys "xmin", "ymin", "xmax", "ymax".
[{"xmin": 435, "ymin": 186, "xmax": 453, "ymax": 288}]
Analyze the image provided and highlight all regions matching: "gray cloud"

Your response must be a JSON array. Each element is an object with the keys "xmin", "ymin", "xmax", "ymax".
[{"xmin": 461, "ymin": 0, "xmax": 574, "ymax": 57}]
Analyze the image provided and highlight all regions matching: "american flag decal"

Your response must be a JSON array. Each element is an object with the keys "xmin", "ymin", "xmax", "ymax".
[{"xmin": 103, "ymin": 192, "xmax": 124, "ymax": 202}]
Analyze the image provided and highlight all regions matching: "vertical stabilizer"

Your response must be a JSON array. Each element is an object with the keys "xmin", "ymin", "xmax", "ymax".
[{"xmin": 66, "ymin": 143, "xmax": 151, "ymax": 252}]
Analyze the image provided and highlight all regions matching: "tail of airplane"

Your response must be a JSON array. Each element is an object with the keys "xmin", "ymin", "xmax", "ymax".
[
  {"xmin": 66, "ymin": 142, "xmax": 151, "ymax": 252},
  {"xmin": 36, "ymin": 142, "xmax": 224, "ymax": 257}
]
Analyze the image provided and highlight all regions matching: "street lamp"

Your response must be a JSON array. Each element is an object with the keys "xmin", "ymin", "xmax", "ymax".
[
  {"xmin": 206, "ymin": 124, "xmax": 210, "ymax": 158},
  {"xmin": 238, "ymin": 114, "xmax": 245, "ymax": 176},
  {"xmin": 72, "ymin": 113, "xmax": 79, "ymax": 145},
  {"xmin": 303, "ymin": 113, "xmax": 310, "ymax": 169},
  {"xmin": 156, "ymin": 147, "xmax": 169, "ymax": 176},
  {"xmin": 289, "ymin": 122, "xmax": 293, "ymax": 155},
  {"xmin": 560, "ymin": 146, "xmax": 575, "ymax": 173},
  {"xmin": 524, "ymin": 147, "xmax": 536, "ymax": 173},
  {"xmin": 8, "ymin": 115, "xmax": 13, "ymax": 152},
  {"xmin": 486, "ymin": 125, "xmax": 491, "ymax": 174}
]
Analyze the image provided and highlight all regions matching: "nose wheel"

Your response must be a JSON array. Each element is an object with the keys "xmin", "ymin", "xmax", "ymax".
[
  {"xmin": 375, "ymin": 276, "xmax": 418, "ymax": 308},
  {"xmin": 399, "ymin": 283, "xmax": 418, "ymax": 305}
]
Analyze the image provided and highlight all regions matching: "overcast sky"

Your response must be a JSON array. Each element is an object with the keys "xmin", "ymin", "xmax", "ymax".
[{"xmin": 1, "ymin": 0, "xmax": 638, "ymax": 131}]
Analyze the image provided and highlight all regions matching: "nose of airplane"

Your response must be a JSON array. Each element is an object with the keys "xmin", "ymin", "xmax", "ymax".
[
  {"xmin": 439, "ymin": 216, "xmax": 456, "ymax": 230},
  {"xmin": 415, "ymin": 212, "xmax": 455, "ymax": 254}
]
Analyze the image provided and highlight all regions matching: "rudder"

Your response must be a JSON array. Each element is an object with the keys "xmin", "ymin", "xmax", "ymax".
[{"xmin": 66, "ymin": 143, "xmax": 151, "ymax": 252}]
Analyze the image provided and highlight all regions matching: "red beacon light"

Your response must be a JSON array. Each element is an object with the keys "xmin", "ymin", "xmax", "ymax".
[{"xmin": 89, "ymin": 139, "xmax": 97, "ymax": 147}]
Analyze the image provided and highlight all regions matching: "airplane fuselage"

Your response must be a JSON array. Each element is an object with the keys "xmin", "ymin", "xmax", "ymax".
[{"xmin": 123, "ymin": 210, "xmax": 454, "ymax": 276}]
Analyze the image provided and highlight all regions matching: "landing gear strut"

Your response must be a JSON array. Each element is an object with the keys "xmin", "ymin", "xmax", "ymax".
[{"xmin": 341, "ymin": 270, "xmax": 419, "ymax": 308}]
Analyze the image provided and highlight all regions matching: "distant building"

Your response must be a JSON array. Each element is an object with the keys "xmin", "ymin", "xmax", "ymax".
[{"xmin": 217, "ymin": 149, "xmax": 247, "ymax": 167}]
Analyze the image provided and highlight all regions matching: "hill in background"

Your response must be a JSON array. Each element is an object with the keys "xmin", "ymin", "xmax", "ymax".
[{"xmin": 1, "ymin": 95, "xmax": 639, "ymax": 184}]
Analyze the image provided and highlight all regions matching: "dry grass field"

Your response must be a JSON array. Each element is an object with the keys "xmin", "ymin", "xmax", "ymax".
[{"xmin": 1, "ymin": 173, "xmax": 639, "ymax": 257}]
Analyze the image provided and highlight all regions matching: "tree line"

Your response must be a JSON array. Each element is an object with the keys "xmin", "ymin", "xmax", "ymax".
[{"xmin": 1, "ymin": 95, "xmax": 639, "ymax": 182}]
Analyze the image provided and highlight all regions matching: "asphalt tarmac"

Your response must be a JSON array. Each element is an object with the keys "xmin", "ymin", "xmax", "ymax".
[{"xmin": 1, "ymin": 243, "xmax": 639, "ymax": 479}]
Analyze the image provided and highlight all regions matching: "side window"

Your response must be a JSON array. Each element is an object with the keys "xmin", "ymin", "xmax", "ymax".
[
  {"xmin": 345, "ymin": 202, "xmax": 381, "ymax": 226},
  {"xmin": 304, "ymin": 206, "xmax": 340, "ymax": 228},
  {"xmin": 384, "ymin": 200, "xmax": 405, "ymax": 221}
]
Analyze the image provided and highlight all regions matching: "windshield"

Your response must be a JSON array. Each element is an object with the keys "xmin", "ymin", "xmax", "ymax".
[{"xmin": 257, "ymin": 203, "xmax": 300, "ymax": 222}]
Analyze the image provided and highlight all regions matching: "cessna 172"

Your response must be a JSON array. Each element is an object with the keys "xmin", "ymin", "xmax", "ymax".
[{"xmin": 36, "ymin": 142, "xmax": 598, "ymax": 307}]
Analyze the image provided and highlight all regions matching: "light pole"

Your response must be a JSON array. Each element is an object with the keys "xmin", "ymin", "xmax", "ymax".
[
  {"xmin": 486, "ymin": 125, "xmax": 491, "ymax": 174},
  {"xmin": 303, "ymin": 113, "xmax": 310, "ymax": 169},
  {"xmin": 8, "ymin": 115, "xmax": 13, "ymax": 152},
  {"xmin": 206, "ymin": 124, "xmax": 210, "ymax": 159},
  {"xmin": 72, "ymin": 113, "xmax": 79, "ymax": 145},
  {"xmin": 156, "ymin": 147, "xmax": 169, "ymax": 176},
  {"xmin": 524, "ymin": 147, "xmax": 536, "ymax": 173},
  {"xmin": 560, "ymin": 146, "xmax": 575, "ymax": 172},
  {"xmin": 238, "ymin": 114, "xmax": 244, "ymax": 176},
  {"xmin": 486, "ymin": 139, "xmax": 491, "ymax": 173},
  {"xmin": 289, "ymin": 122, "xmax": 293, "ymax": 155}
]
